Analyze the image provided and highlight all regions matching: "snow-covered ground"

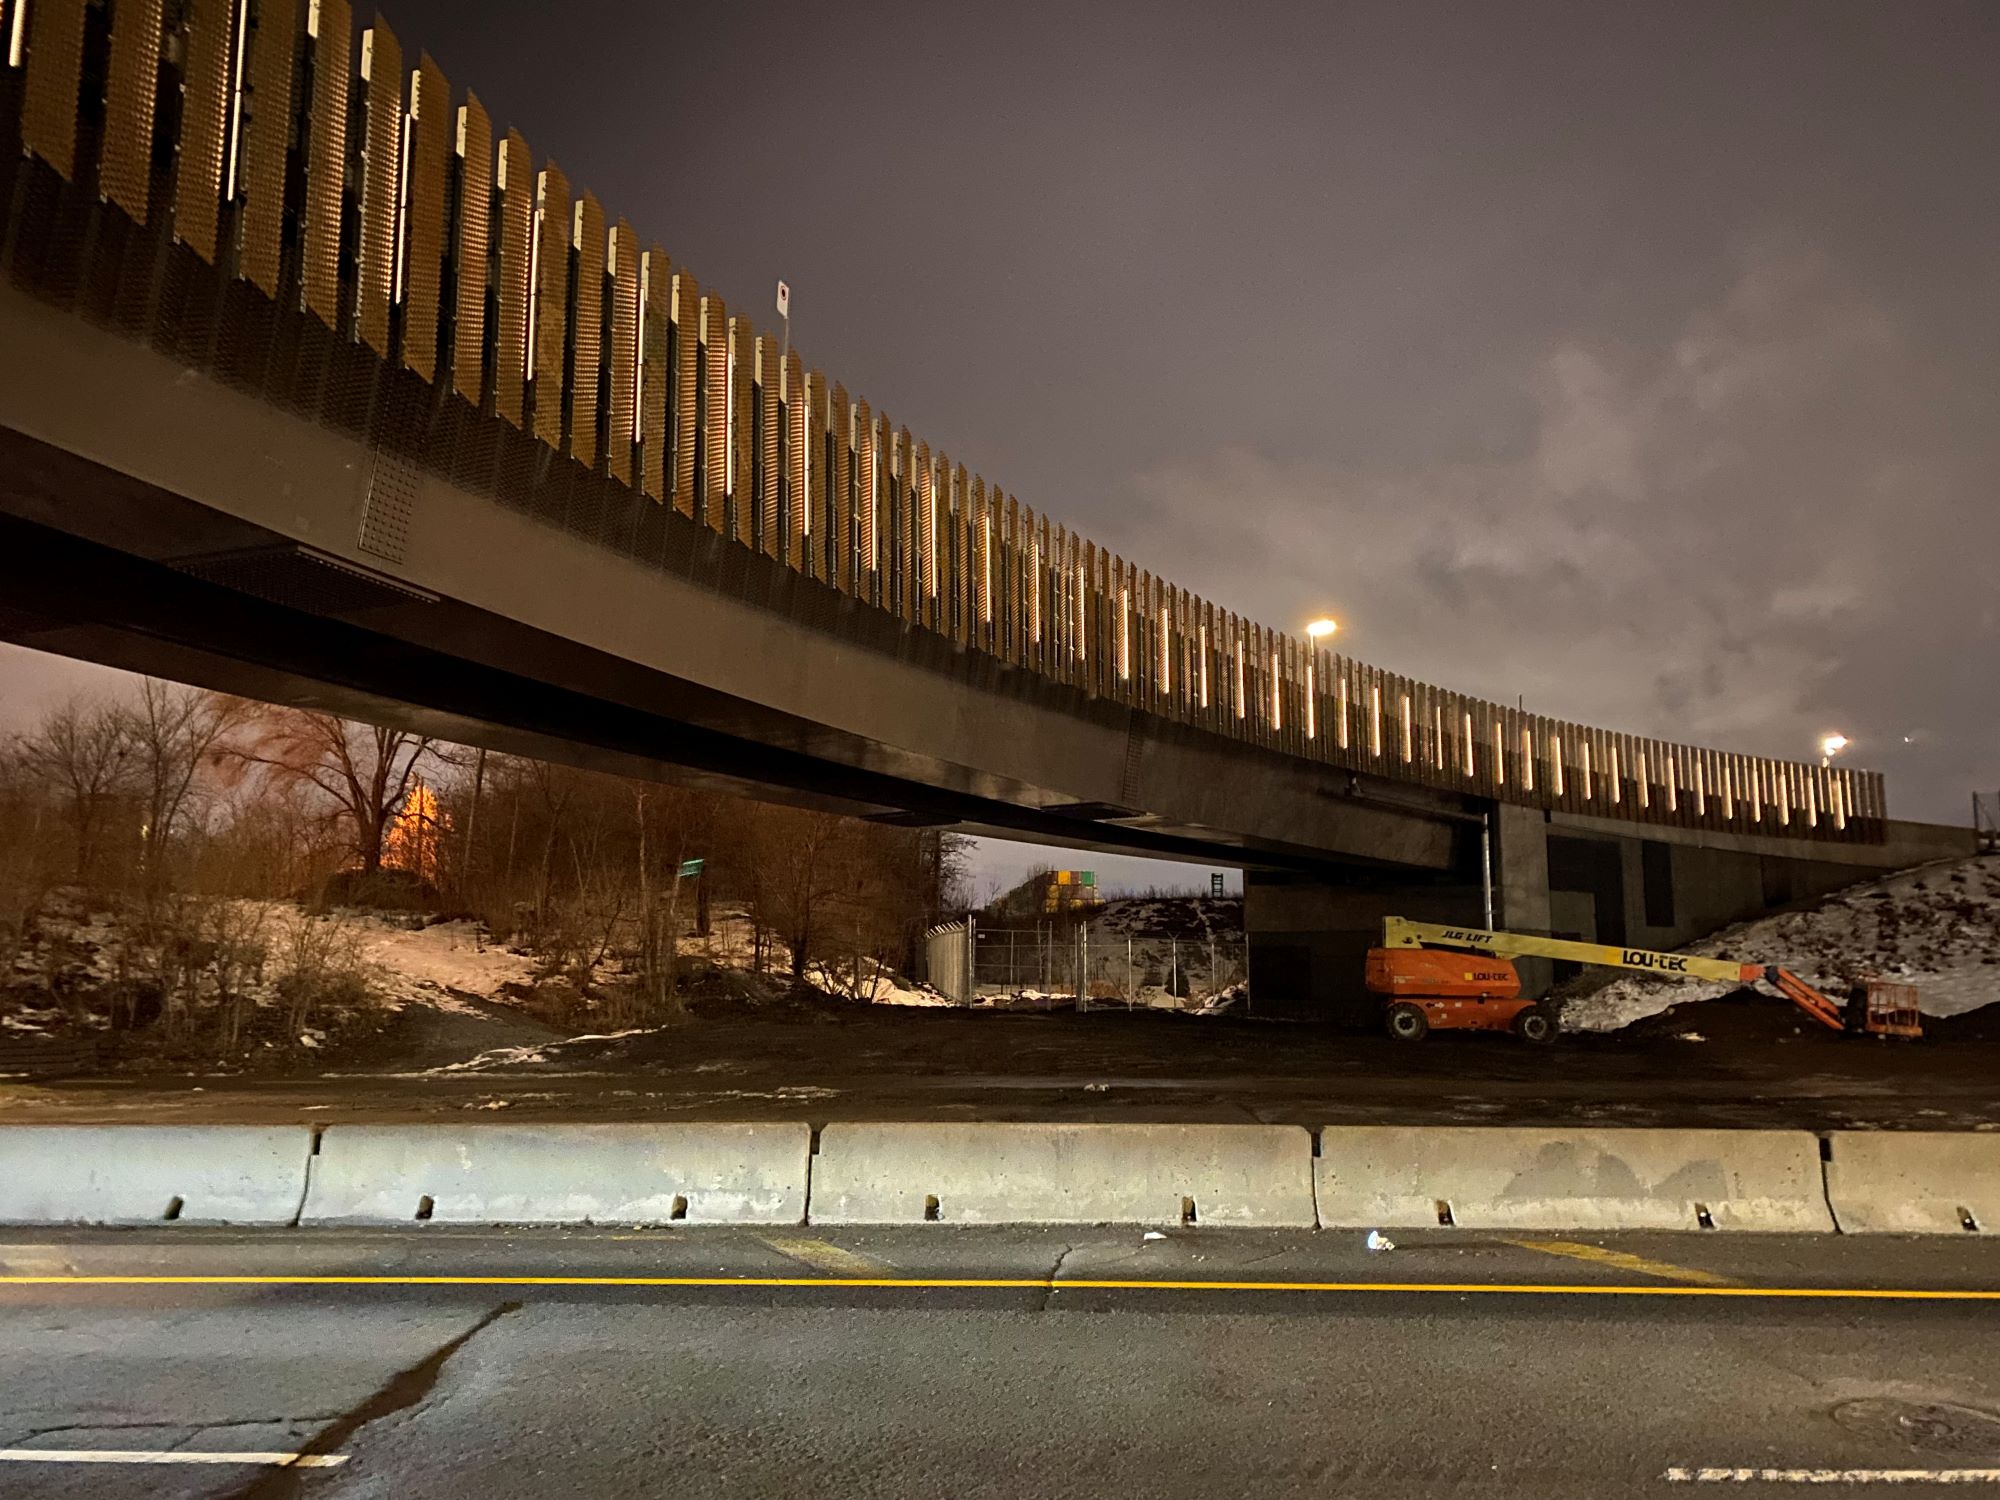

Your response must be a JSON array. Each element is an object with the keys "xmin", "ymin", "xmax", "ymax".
[{"xmin": 1561, "ymin": 855, "xmax": 2000, "ymax": 1032}]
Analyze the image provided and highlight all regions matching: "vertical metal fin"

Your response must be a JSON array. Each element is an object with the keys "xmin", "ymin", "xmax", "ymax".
[
  {"xmin": 237, "ymin": 0, "xmax": 298, "ymax": 296},
  {"xmin": 491, "ymin": 129, "xmax": 532, "ymax": 426},
  {"xmin": 353, "ymin": 18, "xmax": 401, "ymax": 354},
  {"xmin": 399, "ymin": 51, "xmax": 449, "ymax": 381},
  {"xmin": 568, "ymin": 188, "xmax": 604, "ymax": 467},
  {"xmin": 783, "ymin": 352, "xmax": 807, "ymax": 566},
  {"xmin": 829, "ymin": 382, "xmax": 851, "ymax": 592},
  {"xmin": 757, "ymin": 336, "xmax": 782, "ymax": 554},
  {"xmin": 530, "ymin": 160, "xmax": 569, "ymax": 449},
  {"xmin": 449, "ymin": 91, "xmax": 492, "ymax": 403},
  {"xmin": 299, "ymin": 0, "xmax": 351, "ymax": 326},
  {"xmin": 606, "ymin": 218, "xmax": 639, "ymax": 485},
  {"xmin": 101, "ymin": 0, "xmax": 166, "ymax": 224},
  {"xmin": 730, "ymin": 317, "xmax": 754, "ymax": 545},
  {"xmin": 639, "ymin": 245, "xmax": 670, "ymax": 499},
  {"xmin": 699, "ymin": 295, "xmax": 728, "ymax": 530},
  {"xmin": 20, "ymin": 0, "xmax": 88, "ymax": 179},
  {"xmin": 172, "ymin": 0, "xmax": 232, "ymax": 255},
  {"xmin": 669, "ymin": 271, "xmax": 699, "ymax": 516}
]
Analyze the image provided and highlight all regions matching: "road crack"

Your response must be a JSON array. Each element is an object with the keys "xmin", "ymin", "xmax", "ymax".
[
  {"xmin": 1036, "ymin": 1243, "xmax": 1077, "ymax": 1313},
  {"xmin": 220, "ymin": 1300, "xmax": 521, "ymax": 1498}
]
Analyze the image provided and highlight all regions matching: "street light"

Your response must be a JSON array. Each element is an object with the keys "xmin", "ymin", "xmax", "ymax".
[
  {"xmin": 1304, "ymin": 617, "xmax": 1339, "ymax": 640},
  {"xmin": 1820, "ymin": 733, "xmax": 1849, "ymax": 768}
]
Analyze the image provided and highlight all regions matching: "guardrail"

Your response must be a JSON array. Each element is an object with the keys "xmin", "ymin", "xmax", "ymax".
[{"xmin": 0, "ymin": 3, "xmax": 1884, "ymax": 840}]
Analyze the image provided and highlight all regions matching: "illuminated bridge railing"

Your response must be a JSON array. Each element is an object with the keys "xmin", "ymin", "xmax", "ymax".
[{"xmin": 0, "ymin": 0, "xmax": 1885, "ymax": 841}]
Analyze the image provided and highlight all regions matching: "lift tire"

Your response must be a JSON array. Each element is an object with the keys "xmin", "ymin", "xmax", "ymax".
[
  {"xmin": 1385, "ymin": 1003, "xmax": 1430, "ymax": 1042},
  {"xmin": 1512, "ymin": 1004, "xmax": 1556, "ymax": 1045}
]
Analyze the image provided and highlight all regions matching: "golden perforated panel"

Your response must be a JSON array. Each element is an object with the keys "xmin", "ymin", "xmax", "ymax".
[
  {"xmin": 853, "ymin": 400, "xmax": 877, "ymax": 578},
  {"xmin": 698, "ymin": 294, "xmax": 727, "ymax": 531},
  {"xmin": 639, "ymin": 246, "xmax": 671, "ymax": 499},
  {"xmin": 300, "ymin": 0, "xmax": 351, "ymax": 327},
  {"xmin": 730, "ymin": 318, "xmax": 755, "ymax": 546},
  {"xmin": 399, "ymin": 52, "xmax": 450, "ymax": 382},
  {"xmin": 829, "ymin": 383, "xmax": 851, "ymax": 592},
  {"xmin": 173, "ymin": 0, "xmax": 233, "ymax": 255},
  {"xmin": 238, "ymin": 0, "xmax": 298, "ymax": 296},
  {"xmin": 757, "ymin": 336, "xmax": 782, "ymax": 556},
  {"xmin": 784, "ymin": 353, "xmax": 807, "ymax": 569},
  {"xmin": 100, "ymin": 0, "xmax": 165, "ymax": 224},
  {"xmin": 569, "ymin": 190, "xmax": 605, "ymax": 468},
  {"xmin": 492, "ymin": 130, "xmax": 532, "ymax": 426},
  {"xmin": 669, "ymin": 271, "xmax": 699, "ymax": 516},
  {"xmin": 21, "ymin": 0, "xmax": 87, "ymax": 179},
  {"xmin": 530, "ymin": 161, "xmax": 570, "ymax": 450},
  {"xmin": 606, "ymin": 219, "xmax": 639, "ymax": 485},
  {"xmin": 450, "ymin": 92, "xmax": 492, "ymax": 403},
  {"xmin": 353, "ymin": 20, "xmax": 401, "ymax": 355}
]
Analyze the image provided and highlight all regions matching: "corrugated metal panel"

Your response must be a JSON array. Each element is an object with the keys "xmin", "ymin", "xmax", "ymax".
[
  {"xmin": 237, "ymin": 0, "xmax": 298, "ymax": 297},
  {"xmin": 670, "ymin": 271, "xmax": 699, "ymax": 517},
  {"xmin": 606, "ymin": 219, "xmax": 639, "ymax": 485},
  {"xmin": 529, "ymin": 161, "xmax": 569, "ymax": 450},
  {"xmin": 492, "ymin": 130, "xmax": 532, "ymax": 426},
  {"xmin": 174, "ymin": 0, "xmax": 233, "ymax": 255},
  {"xmin": 639, "ymin": 246, "xmax": 670, "ymax": 499},
  {"xmin": 568, "ymin": 189, "xmax": 604, "ymax": 468},
  {"xmin": 399, "ymin": 52, "xmax": 449, "ymax": 382},
  {"xmin": 299, "ymin": 0, "xmax": 351, "ymax": 327},
  {"xmin": 450, "ymin": 92, "xmax": 492, "ymax": 403},
  {"xmin": 353, "ymin": 20, "xmax": 401, "ymax": 355},
  {"xmin": 20, "ymin": 0, "xmax": 88, "ymax": 179},
  {"xmin": 100, "ymin": 0, "xmax": 166, "ymax": 224}
]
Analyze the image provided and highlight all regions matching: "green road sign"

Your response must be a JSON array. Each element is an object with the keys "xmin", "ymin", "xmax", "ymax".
[{"xmin": 677, "ymin": 858, "xmax": 706, "ymax": 879}]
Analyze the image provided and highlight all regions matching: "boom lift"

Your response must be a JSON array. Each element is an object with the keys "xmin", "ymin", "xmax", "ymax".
[{"xmin": 1365, "ymin": 916, "xmax": 1922, "ymax": 1044}]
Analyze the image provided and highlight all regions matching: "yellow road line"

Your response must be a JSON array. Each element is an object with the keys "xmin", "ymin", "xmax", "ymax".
[
  {"xmin": 758, "ymin": 1236, "xmax": 890, "ymax": 1276},
  {"xmin": 1506, "ymin": 1238, "xmax": 1739, "ymax": 1287},
  {"xmin": 0, "ymin": 1274, "xmax": 1996, "ymax": 1300}
]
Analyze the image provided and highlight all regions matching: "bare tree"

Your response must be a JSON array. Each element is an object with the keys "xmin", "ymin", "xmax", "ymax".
[
  {"xmin": 13, "ymin": 696, "xmax": 136, "ymax": 884},
  {"xmin": 125, "ymin": 681, "xmax": 251, "ymax": 894},
  {"xmin": 222, "ymin": 708, "xmax": 438, "ymax": 875}
]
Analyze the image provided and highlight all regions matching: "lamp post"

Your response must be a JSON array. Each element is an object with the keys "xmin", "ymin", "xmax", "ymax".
[{"xmin": 1820, "ymin": 733, "xmax": 1849, "ymax": 769}]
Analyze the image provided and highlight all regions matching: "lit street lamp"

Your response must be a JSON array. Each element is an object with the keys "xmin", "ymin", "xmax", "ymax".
[
  {"xmin": 1820, "ymin": 733, "xmax": 1849, "ymax": 768},
  {"xmin": 1304, "ymin": 617, "xmax": 1339, "ymax": 641}
]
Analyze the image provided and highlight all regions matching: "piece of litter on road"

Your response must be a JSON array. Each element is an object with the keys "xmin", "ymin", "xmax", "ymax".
[
  {"xmin": 1365, "ymin": 1230, "xmax": 1396, "ymax": 1252},
  {"xmin": 1082, "ymin": 1082, "xmax": 1111, "ymax": 1093},
  {"xmin": 1676, "ymin": 1032, "xmax": 1707, "ymax": 1043},
  {"xmin": 1142, "ymin": 1231, "xmax": 1166, "ymax": 1242}
]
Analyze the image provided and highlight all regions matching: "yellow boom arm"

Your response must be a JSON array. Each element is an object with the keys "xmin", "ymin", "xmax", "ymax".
[{"xmin": 1379, "ymin": 917, "xmax": 1846, "ymax": 1030}]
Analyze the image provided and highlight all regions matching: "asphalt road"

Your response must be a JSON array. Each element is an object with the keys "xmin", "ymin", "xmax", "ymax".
[{"xmin": 3, "ymin": 1228, "xmax": 1999, "ymax": 1498}]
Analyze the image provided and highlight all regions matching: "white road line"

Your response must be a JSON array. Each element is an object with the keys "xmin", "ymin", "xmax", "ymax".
[
  {"xmin": 0, "ymin": 1449, "xmax": 347, "ymax": 1468},
  {"xmin": 1665, "ymin": 1468, "xmax": 2000, "ymax": 1485}
]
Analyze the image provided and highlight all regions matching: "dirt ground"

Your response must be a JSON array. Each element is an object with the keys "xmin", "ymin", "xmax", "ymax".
[{"xmin": 4, "ymin": 992, "xmax": 1996, "ymax": 1132}]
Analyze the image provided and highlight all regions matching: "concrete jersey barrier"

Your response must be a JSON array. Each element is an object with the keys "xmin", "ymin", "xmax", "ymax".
[
  {"xmin": 1824, "ymin": 1131, "xmax": 2000, "ymax": 1235},
  {"xmin": 0, "ymin": 1125, "xmax": 313, "ymax": 1225},
  {"xmin": 1316, "ymin": 1126, "xmax": 1834, "ymax": 1232},
  {"xmin": 809, "ymin": 1122, "xmax": 1317, "ymax": 1226},
  {"xmin": 300, "ymin": 1123, "xmax": 811, "ymax": 1225}
]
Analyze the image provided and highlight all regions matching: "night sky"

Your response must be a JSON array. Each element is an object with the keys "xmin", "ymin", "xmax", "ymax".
[{"xmin": 4, "ymin": 0, "xmax": 1995, "ymax": 891}]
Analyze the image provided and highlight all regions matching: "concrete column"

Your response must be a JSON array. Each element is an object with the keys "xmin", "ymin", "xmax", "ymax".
[{"xmin": 1493, "ymin": 802, "xmax": 1553, "ymax": 996}]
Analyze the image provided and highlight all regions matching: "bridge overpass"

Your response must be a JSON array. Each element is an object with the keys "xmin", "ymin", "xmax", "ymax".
[{"xmin": 0, "ymin": 1, "xmax": 1967, "ymax": 1012}]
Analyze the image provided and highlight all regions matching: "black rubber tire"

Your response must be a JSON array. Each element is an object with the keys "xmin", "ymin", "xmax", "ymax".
[
  {"xmin": 1385, "ymin": 1002, "xmax": 1430, "ymax": 1042},
  {"xmin": 1513, "ymin": 1004, "xmax": 1556, "ymax": 1045}
]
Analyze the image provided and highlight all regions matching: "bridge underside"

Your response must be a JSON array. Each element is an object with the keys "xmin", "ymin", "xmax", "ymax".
[{"xmin": 0, "ymin": 277, "xmax": 1475, "ymax": 878}]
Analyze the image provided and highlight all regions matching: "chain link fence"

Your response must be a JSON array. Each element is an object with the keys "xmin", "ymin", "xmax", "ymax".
[{"xmin": 926, "ymin": 919, "xmax": 1246, "ymax": 1010}]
